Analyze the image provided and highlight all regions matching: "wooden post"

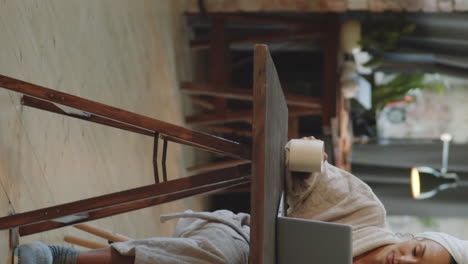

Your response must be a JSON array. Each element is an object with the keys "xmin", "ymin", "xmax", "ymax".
[
  {"xmin": 250, "ymin": 44, "xmax": 288, "ymax": 264},
  {"xmin": 209, "ymin": 15, "xmax": 231, "ymax": 110},
  {"xmin": 321, "ymin": 14, "xmax": 340, "ymax": 135},
  {"xmin": 64, "ymin": 236, "xmax": 108, "ymax": 249}
]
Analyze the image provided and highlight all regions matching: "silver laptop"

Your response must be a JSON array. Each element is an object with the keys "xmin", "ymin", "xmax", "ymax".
[{"xmin": 277, "ymin": 197, "xmax": 352, "ymax": 264}]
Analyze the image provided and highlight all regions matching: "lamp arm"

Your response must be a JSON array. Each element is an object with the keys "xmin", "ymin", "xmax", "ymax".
[
  {"xmin": 415, "ymin": 189, "xmax": 439, "ymax": 200},
  {"xmin": 438, "ymin": 182, "xmax": 459, "ymax": 192},
  {"xmin": 441, "ymin": 138, "xmax": 450, "ymax": 174}
]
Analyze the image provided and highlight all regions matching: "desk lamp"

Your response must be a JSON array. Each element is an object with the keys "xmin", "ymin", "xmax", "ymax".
[{"xmin": 411, "ymin": 133, "xmax": 459, "ymax": 200}]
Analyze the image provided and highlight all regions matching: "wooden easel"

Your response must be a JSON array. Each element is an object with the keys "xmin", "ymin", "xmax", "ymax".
[{"xmin": 0, "ymin": 44, "xmax": 288, "ymax": 264}]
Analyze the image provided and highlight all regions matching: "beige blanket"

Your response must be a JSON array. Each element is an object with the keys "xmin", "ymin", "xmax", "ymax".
[
  {"xmin": 287, "ymin": 161, "xmax": 399, "ymax": 257},
  {"xmin": 112, "ymin": 210, "xmax": 250, "ymax": 264}
]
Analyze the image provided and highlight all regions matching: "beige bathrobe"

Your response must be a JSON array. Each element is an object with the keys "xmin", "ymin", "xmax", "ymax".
[
  {"xmin": 287, "ymin": 161, "xmax": 399, "ymax": 257},
  {"xmin": 112, "ymin": 210, "xmax": 250, "ymax": 264}
]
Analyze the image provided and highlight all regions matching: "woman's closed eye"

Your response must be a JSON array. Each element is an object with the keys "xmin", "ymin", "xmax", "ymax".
[
  {"xmin": 413, "ymin": 243, "xmax": 427, "ymax": 258},
  {"xmin": 413, "ymin": 245, "xmax": 419, "ymax": 256}
]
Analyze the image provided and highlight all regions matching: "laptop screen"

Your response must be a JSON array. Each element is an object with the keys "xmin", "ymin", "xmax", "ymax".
[{"xmin": 277, "ymin": 216, "xmax": 352, "ymax": 264}]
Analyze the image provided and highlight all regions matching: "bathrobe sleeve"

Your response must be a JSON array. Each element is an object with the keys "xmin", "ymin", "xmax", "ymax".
[{"xmin": 287, "ymin": 161, "xmax": 399, "ymax": 257}]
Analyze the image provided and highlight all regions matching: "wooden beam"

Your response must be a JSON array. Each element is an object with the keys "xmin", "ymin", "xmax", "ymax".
[
  {"xmin": 21, "ymin": 96, "xmax": 154, "ymax": 137},
  {"xmin": 188, "ymin": 160, "xmax": 251, "ymax": 174},
  {"xmin": 21, "ymin": 96, "xmax": 244, "ymax": 158},
  {"xmin": 181, "ymin": 82, "xmax": 322, "ymax": 109},
  {"xmin": 201, "ymin": 125, "xmax": 253, "ymax": 137},
  {"xmin": 288, "ymin": 106, "xmax": 322, "ymax": 116},
  {"xmin": 186, "ymin": 110, "xmax": 252, "ymax": 126},
  {"xmin": 25, "ymin": 178, "xmax": 249, "ymax": 235},
  {"xmin": 0, "ymin": 75, "xmax": 250, "ymax": 160},
  {"xmin": 189, "ymin": 96, "xmax": 215, "ymax": 110},
  {"xmin": 185, "ymin": 12, "xmax": 326, "ymax": 29},
  {"xmin": 182, "ymin": 82, "xmax": 252, "ymax": 100},
  {"xmin": 214, "ymin": 182, "xmax": 250, "ymax": 194},
  {"xmin": 0, "ymin": 167, "xmax": 248, "ymax": 231},
  {"xmin": 191, "ymin": 30, "xmax": 322, "ymax": 50},
  {"xmin": 186, "ymin": 107, "xmax": 320, "ymax": 126},
  {"xmin": 19, "ymin": 177, "xmax": 249, "ymax": 236}
]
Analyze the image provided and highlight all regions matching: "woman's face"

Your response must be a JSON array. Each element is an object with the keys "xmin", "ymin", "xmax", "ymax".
[{"xmin": 355, "ymin": 239, "xmax": 451, "ymax": 264}]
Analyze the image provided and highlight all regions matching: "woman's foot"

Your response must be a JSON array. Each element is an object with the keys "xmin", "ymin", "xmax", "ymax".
[
  {"xmin": 14, "ymin": 242, "xmax": 53, "ymax": 264},
  {"xmin": 14, "ymin": 242, "xmax": 79, "ymax": 264}
]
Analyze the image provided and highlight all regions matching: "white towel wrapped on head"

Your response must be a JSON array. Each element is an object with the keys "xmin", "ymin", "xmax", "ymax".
[{"xmin": 416, "ymin": 232, "xmax": 468, "ymax": 264}]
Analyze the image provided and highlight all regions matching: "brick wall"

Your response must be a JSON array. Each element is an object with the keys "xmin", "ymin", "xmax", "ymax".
[{"xmin": 186, "ymin": 0, "xmax": 468, "ymax": 12}]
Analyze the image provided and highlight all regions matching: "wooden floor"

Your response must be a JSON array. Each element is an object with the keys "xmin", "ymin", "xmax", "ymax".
[{"xmin": 0, "ymin": 0, "xmax": 207, "ymax": 261}]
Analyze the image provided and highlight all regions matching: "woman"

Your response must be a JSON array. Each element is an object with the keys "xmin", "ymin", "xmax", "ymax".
[
  {"xmin": 14, "ymin": 210, "xmax": 250, "ymax": 264},
  {"xmin": 286, "ymin": 136, "xmax": 466, "ymax": 264},
  {"xmin": 15, "ymin": 137, "xmax": 467, "ymax": 264}
]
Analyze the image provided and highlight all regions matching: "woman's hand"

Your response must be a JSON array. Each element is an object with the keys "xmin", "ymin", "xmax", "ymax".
[{"xmin": 301, "ymin": 136, "xmax": 328, "ymax": 161}]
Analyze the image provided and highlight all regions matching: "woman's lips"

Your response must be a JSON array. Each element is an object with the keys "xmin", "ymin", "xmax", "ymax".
[{"xmin": 387, "ymin": 252, "xmax": 395, "ymax": 264}]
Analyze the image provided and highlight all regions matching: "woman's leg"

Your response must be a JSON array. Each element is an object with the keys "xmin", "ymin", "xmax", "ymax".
[
  {"xmin": 76, "ymin": 247, "xmax": 134, "ymax": 264},
  {"xmin": 14, "ymin": 243, "xmax": 134, "ymax": 264}
]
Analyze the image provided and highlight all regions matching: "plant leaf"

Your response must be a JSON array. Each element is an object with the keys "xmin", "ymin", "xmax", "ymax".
[{"xmin": 363, "ymin": 57, "xmax": 383, "ymax": 67}]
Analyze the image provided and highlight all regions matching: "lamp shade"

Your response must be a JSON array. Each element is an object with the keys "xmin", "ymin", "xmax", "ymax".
[{"xmin": 411, "ymin": 167, "xmax": 458, "ymax": 200}]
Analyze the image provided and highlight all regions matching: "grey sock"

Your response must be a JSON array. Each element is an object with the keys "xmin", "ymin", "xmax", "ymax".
[
  {"xmin": 48, "ymin": 246, "xmax": 79, "ymax": 264},
  {"xmin": 15, "ymin": 242, "xmax": 53, "ymax": 264}
]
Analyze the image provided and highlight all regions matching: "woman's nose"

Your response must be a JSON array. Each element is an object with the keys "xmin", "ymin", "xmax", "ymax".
[{"xmin": 397, "ymin": 255, "xmax": 418, "ymax": 264}]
